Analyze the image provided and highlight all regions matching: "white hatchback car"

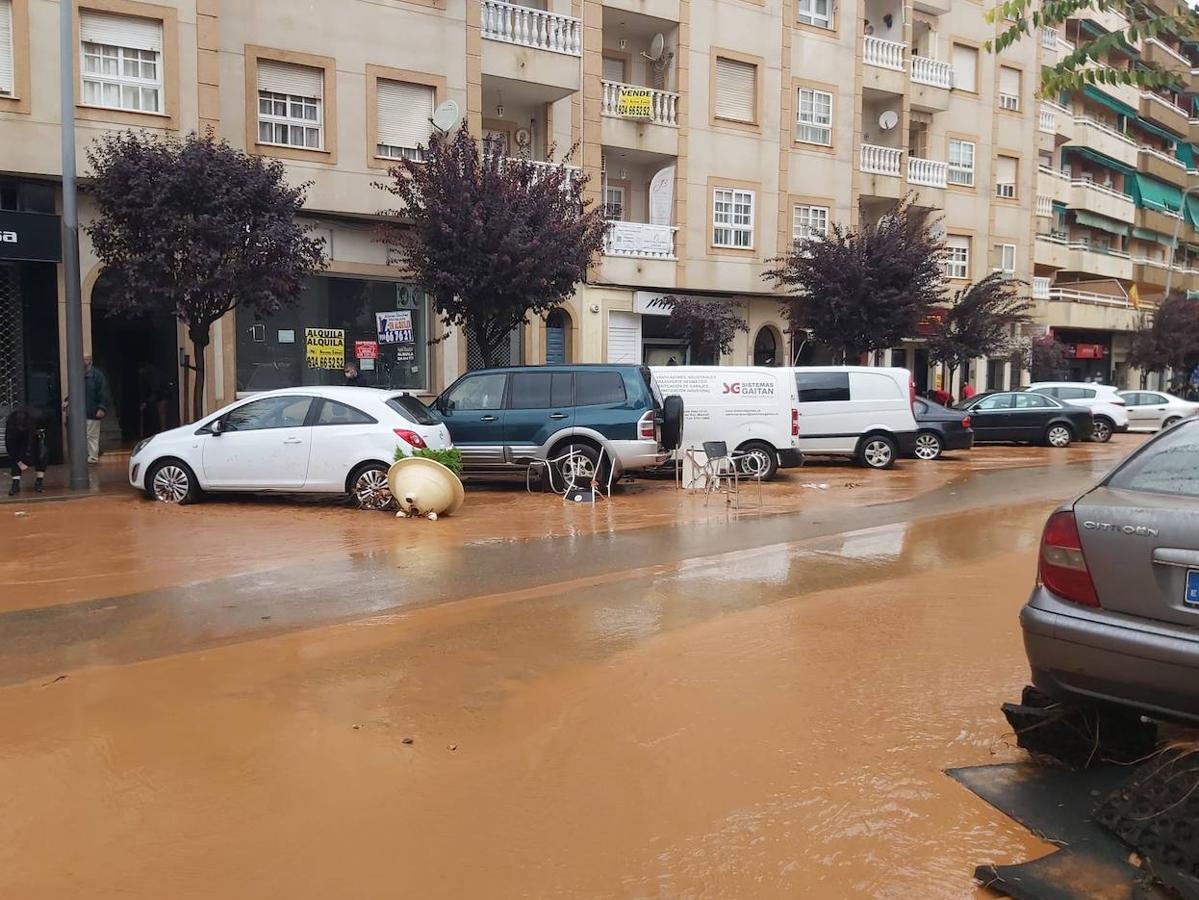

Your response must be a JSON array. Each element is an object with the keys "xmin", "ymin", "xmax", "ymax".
[
  {"xmin": 129, "ymin": 387, "xmax": 452, "ymax": 506},
  {"xmin": 1116, "ymin": 390, "xmax": 1199, "ymax": 431},
  {"xmin": 1025, "ymin": 382, "xmax": 1129, "ymax": 443}
]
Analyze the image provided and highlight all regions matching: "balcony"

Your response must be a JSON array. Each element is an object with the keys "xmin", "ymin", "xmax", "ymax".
[
  {"xmin": 604, "ymin": 221, "xmax": 677, "ymax": 259},
  {"xmin": 1033, "ymin": 275, "xmax": 1052, "ymax": 299},
  {"xmin": 910, "ymin": 56, "xmax": 951, "ymax": 89},
  {"xmin": 1132, "ymin": 257, "xmax": 1171, "ymax": 289},
  {"xmin": 1036, "ymin": 232, "xmax": 1072, "ymax": 269},
  {"xmin": 1069, "ymin": 178, "xmax": 1135, "ymax": 222},
  {"xmin": 859, "ymin": 143, "xmax": 904, "ymax": 200},
  {"xmin": 482, "ymin": 0, "xmax": 581, "ymax": 54},
  {"xmin": 1038, "ymin": 165, "xmax": 1072, "ymax": 204},
  {"xmin": 1139, "ymin": 91, "xmax": 1189, "ymax": 137},
  {"xmin": 481, "ymin": 0, "xmax": 583, "ymax": 96},
  {"xmin": 1138, "ymin": 145, "xmax": 1188, "ymax": 186},
  {"xmin": 1036, "ymin": 194, "xmax": 1053, "ymax": 217},
  {"xmin": 1038, "ymin": 106, "xmax": 1055, "ymax": 134},
  {"xmin": 1071, "ymin": 116, "xmax": 1138, "ymax": 167},
  {"xmin": 1074, "ymin": 5, "xmax": 1130, "ymax": 38},
  {"xmin": 1137, "ymin": 206, "xmax": 1184, "ymax": 238},
  {"xmin": 864, "ymin": 36, "xmax": 904, "ymax": 71},
  {"xmin": 861, "ymin": 143, "xmax": 901, "ymax": 176},
  {"xmin": 907, "ymin": 156, "xmax": 947, "ymax": 188},
  {"xmin": 1066, "ymin": 241, "xmax": 1135, "ymax": 280},
  {"xmin": 1143, "ymin": 38, "xmax": 1192, "ymax": 77},
  {"xmin": 600, "ymin": 81, "xmax": 679, "ymax": 155}
]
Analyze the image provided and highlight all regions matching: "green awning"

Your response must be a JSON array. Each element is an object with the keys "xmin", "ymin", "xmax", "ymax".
[
  {"xmin": 1082, "ymin": 84, "xmax": 1137, "ymax": 120},
  {"xmin": 1135, "ymin": 117, "xmax": 1183, "ymax": 144},
  {"xmin": 1178, "ymin": 143, "xmax": 1196, "ymax": 168},
  {"xmin": 1052, "ymin": 200, "xmax": 1069, "ymax": 212},
  {"xmin": 1074, "ymin": 210, "xmax": 1131, "ymax": 236},
  {"xmin": 1129, "ymin": 173, "xmax": 1183, "ymax": 213},
  {"xmin": 1063, "ymin": 145, "xmax": 1137, "ymax": 177},
  {"xmin": 1187, "ymin": 195, "xmax": 1199, "ymax": 228},
  {"xmin": 1132, "ymin": 227, "xmax": 1175, "ymax": 246}
]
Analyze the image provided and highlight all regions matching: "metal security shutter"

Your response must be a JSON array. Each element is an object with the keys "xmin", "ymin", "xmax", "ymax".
[
  {"xmin": 607, "ymin": 311, "xmax": 642, "ymax": 364},
  {"xmin": 79, "ymin": 10, "xmax": 163, "ymax": 51},
  {"xmin": 999, "ymin": 66, "xmax": 1020, "ymax": 96},
  {"xmin": 377, "ymin": 80, "xmax": 433, "ymax": 150},
  {"xmin": 714, "ymin": 57, "xmax": 756, "ymax": 122},
  {"xmin": 602, "ymin": 56, "xmax": 624, "ymax": 82},
  {"xmin": 951, "ymin": 43, "xmax": 976, "ymax": 91},
  {"xmin": 0, "ymin": 1, "xmax": 13, "ymax": 95},
  {"xmin": 257, "ymin": 60, "xmax": 323, "ymax": 99}
]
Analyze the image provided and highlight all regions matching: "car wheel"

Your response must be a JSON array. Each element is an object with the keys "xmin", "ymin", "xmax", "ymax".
[
  {"xmin": 551, "ymin": 442, "xmax": 603, "ymax": 491},
  {"xmin": 1091, "ymin": 416, "xmax": 1114, "ymax": 443},
  {"xmin": 146, "ymin": 459, "xmax": 199, "ymax": 504},
  {"xmin": 1163, "ymin": 416, "xmax": 1182, "ymax": 429},
  {"xmin": 350, "ymin": 462, "xmax": 393, "ymax": 510},
  {"xmin": 1045, "ymin": 424, "xmax": 1073, "ymax": 448},
  {"xmin": 912, "ymin": 432, "xmax": 943, "ymax": 461},
  {"xmin": 857, "ymin": 434, "xmax": 897, "ymax": 469},
  {"xmin": 736, "ymin": 441, "xmax": 778, "ymax": 481}
]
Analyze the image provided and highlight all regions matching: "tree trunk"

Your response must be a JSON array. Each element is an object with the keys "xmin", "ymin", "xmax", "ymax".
[{"xmin": 190, "ymin": 326, "xmax": 210, "ymax": 422}]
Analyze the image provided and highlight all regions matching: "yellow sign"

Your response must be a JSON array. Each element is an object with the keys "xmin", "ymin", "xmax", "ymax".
[
  {"xmin": 616, "ymin": 88, "xmax": 654, "ymax": 119},
  {"xmin": 305, "ymin": 327, "xmax": 345, "ymax": 370}
]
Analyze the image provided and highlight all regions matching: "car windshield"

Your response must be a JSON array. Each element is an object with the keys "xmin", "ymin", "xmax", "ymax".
[
  {"xmin": 387, "ymin": 394, "xmax": 441, "ymax": 425},
  {"xmin": 1108, "ymin": 423, "xmax": 1199, "ymax": 498}
]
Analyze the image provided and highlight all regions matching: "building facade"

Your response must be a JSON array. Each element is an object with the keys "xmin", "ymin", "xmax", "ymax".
[{"xmin": 0, "ymin": 0, "xmax": 1190, "ymax": 451}]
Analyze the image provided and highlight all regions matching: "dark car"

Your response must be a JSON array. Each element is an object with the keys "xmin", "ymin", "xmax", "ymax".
[
  {"xmin": 1022, "ymin": 419, "xmax": 1199, "ymax": 722},
  {"xmin": 910, "ymin": 398, "xmax": 974, "ymax": 460},
  {"xmin": 956, "ymin": 391, "xmax": 1093, "ymax": 447},
  {"xmin": 432, "ymin": 365, "xmax": 674, "ymax": 483}
]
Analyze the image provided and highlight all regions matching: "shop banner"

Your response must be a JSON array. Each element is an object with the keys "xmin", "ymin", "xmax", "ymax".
[
  {"xmin": 305, "ymin": 328, "xmax": 345, "ymax": 369},
  {"xmin": 376, "ymin": 310, "xmax": 414, "ymax": 345},
  {"xmin": 616, "ymin": 88, "xmax": 654, "ymax": 119},
  {"xmin": 355, "ymin": 340, "xmax": 379, "ymax": 360}
]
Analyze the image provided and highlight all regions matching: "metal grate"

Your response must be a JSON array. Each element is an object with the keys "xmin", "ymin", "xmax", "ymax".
[
  {"xmin": 466, "ymin": 329, "xmax": 515, "ymax": 371},
  {"xmin": 0, "ymin": 265, "xmax": 24, "ymax": 456}
]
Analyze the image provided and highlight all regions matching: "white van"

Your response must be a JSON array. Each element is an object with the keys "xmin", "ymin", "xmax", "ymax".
[
  {"xmin": 785, "ymin": 367, "xmax": 918, "ymax": 469},
  {"xmin": 650, "ymin": 365, "xmax": 802, "ymax": 480}
]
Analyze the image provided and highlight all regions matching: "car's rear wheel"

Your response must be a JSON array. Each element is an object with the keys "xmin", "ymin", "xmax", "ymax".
[
  {"xmin": 1045, "ymin": 423, "xmax": 1073, "ymax": 448},
  {"xmin": 1163, "ymin": 416, "xmax": 1182, "ymax": 429},
  {"xmin": 350, "ymin": 462, "xmax": 393, "ymax": 510},
  {"xmin": 1091, "ymin": 416, "xmax": 1114, "ymax": 443},
  {"xmin": 912, "ymin": 432, "xmax": 943, "ymax": 461},
  {"xmin": 736, "ymin": 441, "xmax": 778, "ymax": 481},
  {"xmin": 857, "ymin": 434, "xmax": 897, "ymax": 469},
  {"xmin": 146, "ymin": 459, "xmax": 199, "ymax": 504}
]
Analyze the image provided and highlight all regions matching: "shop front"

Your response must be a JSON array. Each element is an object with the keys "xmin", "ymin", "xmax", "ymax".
[{"xmin": 1051, "ymin": 328, "xmax": 1113, "ymax": 383}]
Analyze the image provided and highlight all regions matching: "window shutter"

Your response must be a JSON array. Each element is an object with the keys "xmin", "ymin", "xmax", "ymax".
[
  {"xmin": 999, "ymin": 66, "xmax": 1020, "ymax": 96},
  {"xmin": 0, "ymin": 0, "xmax": 13, "ymax": 95},
  {"xmin": 257, "ymin": 60, "xmax": 323, "ymax": 99},
  {"xmin": 80, "ymin": 11, "xmax": 163, "ymax": 51},
  {"xmin": 951, "ymin": 44, "xmax": 976, "ymax": 91},
  {"xmin": 607, "ymin": 311, "xmax": 642, "ymax": 364},
  {"xmin": 714, "ymin": 57, "xmax": 756, "ymax": 122},
  {"xmin": 377, "ymin": 79, "xmax": 433, "ymax": 150},
  {"xmin": 997, "ymin": 156, "xmax": 1017, "ymax": 183},
  {"xmin": 602, "ymin": 57, "xmax": 624, "ymax": 83}
]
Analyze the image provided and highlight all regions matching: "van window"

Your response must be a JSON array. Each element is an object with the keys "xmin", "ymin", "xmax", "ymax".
[
  {"xmin": 508, "ymin": 372, "xmax": 573, "ymax": 409},
  {"xmin": 849, "ymin": 372, "xmax": 902, "ymax": 401},
  {"xmin": 796, "ymin": 371, "xmax": 850, "ymax": 403},
  {"xmin": 577, "ymin": 371, "xmax": 626, "ymax": 405},
  {"xmin": 444, "ymin": 373, "xmax": 506, "ymax": 410}
]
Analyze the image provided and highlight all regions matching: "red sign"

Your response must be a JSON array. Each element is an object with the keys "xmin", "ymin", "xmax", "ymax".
[
  {"xmin": 1073, "ymin": 343, "xmax": 1106, "ymax": 360},
  {"xmin": 354, "ymin": 341, "xmax": 378, "ymax": 360}
]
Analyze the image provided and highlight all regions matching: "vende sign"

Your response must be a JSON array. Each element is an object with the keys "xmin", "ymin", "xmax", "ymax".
[{"xmin": 0, "ymin": 210, "xmax": 62, "ymax": 263}]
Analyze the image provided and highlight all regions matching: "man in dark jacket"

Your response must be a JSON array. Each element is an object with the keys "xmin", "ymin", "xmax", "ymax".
[
  {"xmin": 84, "ymin": 355, "xmax": 112, "ymax": 464},
  {"xmin": 5, "ymin": 406, "xmax": 49, "ymax": 495}
]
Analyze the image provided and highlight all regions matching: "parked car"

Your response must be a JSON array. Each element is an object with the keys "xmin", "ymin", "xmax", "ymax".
[
  {"xmin": 957, "ymin": 391, "xmax": 1093, "ymax": 447},
  {"xmin": 1024, "ymin": 382, "xmax": 1129, "ymax": 442},
  {"xmin": 910, "ymin": 398, "xmax": 975, "ymax": 460},
  {"xmin": 783, "ymin": 367, "xmax": 918, "ymax": 469},
  {"xmin": 1021, "ymin": 419, "xmax": 1199, "ymax": 722},
  {"xmin": 1116, "ymin": 390, "xmax": 1199, "ymax": 431},
  {"xmin": 432, "ymin": 365, "xmax": 673, "ymax": 484},
  {"xmin": 650, "ymin": 365, "xmax": 802, "ymax": 480},
  {"xmin": 129, "ymin": 387, "xmax": 450, "ymax": 506}
]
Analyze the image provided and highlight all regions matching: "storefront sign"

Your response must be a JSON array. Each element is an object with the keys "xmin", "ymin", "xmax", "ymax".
[
  {"xmin": 0, "ymin": 210, "xmax": 62, "ymax": 263},
  {"xmin": 354, "ymin": 340, "xmax": 378, "ymax": 360},
  {"xmin": 305, "ymin": 327, "xmax": 345, "ymax": 369},
  {"xmin": 376, "ymin": 310, "xmax": 414, "ymax": 344},
  {"xmin": 616, "ymin": 88, "xmax": 654, "ymax": 119},
  {"xmin": 1072, "ymin": 343, "xmax": 1107, "ymax": 359},
  {"xmin": 396, "ymin": 344, "xmax": 416, "ymax": 364}
]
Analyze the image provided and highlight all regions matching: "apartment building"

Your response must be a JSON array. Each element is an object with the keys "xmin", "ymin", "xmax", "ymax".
[{"xmin": 0, "ymin": 0, "xmax": 1048, "ymax": 453}]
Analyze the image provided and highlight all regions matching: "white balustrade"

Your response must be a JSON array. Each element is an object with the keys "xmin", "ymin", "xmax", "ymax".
[
  {"xmin": 480, "ymin": 0, "xmax": 582, "ymax": 56},
  {"xmin": 604, "ymin": 221, "xmax": 678, "ymax": 259},
  {"xmin": 600, "ymin": 81, "xmax": 680, "ymax": 126},
  {"xmin": 1038, "ymin": 106, "xmax": 1055, "ymax": 133},
  {"xmin": 864, "ymin": 36, "xmax": 905, "ymax": 71},
  {"xmin": 860, "ymin": 143, "xmax": 902, "ymax": 176},
  {"xmin": 906, "ymin": 156, "xmax": 947, "ymax": 187},
  {"xmin": 1040, "ymin": 28, "xmax": 1058, "ymax": 50},
  {"xmin": 1036, "ymin": 194, "xmax": 1053, "ymax": 217},
  {"xmin": 910, "ymin": 56, "xmax": 952, "ymax": 88},
  {"xmin": 1033, "ymin": 276, "xmax": 1051, "ymax": 299}
]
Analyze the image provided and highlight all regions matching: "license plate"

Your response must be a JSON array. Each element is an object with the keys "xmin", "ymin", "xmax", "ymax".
[{"xmin": 1186, "ymin": 570, "xmax": 1199, "ymax": 608}]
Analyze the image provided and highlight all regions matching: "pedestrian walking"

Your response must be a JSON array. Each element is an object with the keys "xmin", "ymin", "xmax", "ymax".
[
  {"xmin": 962, "ymin": 382, "xmax": 976, "ymax": 400},
  {"xmin": 5, "ymin": 405, "xmax": 49, "ymax": 495}
]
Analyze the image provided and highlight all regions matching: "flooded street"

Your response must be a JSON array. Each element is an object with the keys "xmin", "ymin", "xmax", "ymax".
[{"xmin": 0, "ymin": 439, "xmax": 1141, "ymax": 898}]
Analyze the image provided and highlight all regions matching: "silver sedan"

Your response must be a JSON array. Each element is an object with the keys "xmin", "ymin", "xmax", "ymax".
[
  {"xmin": 1117, "ymin": 389, "xmax": 1199, "ymax": 431},
  {"xmin": 1021, "ymin": 419, "xmax": 1199, "ymax": 723}
]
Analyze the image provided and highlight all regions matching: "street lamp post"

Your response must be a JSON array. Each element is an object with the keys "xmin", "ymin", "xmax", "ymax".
[
  {"xmin": 1163, "ymin": 185, "xmax": 1199, "ymax": 298},
  {"xmin": 60, "ymin": 0, "xmax": 88, "ymax": 489}
]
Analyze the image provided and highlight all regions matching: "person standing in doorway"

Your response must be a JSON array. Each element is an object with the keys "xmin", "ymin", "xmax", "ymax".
[
  {"xmin": 962, "ymin": 381, "xmax": 976, "ymax": 400},
  {"xmin": 84, "ymin": 355, "xmax": 112, "ymax": 464},
  {"xmin": 5, "ymin": 405, "xmax": 49, "ymax": 495},
  {"xmin": 343, "ymin": 362, "xmax": 361, "ymax": 387}
]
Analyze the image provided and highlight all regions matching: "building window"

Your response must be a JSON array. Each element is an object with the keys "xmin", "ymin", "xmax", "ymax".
[
  {"xmin": 951, "ymin": 43, "xmax": 977, "ymax": 92},
  {"xmin": 602, "ymin": 55, "xmax": 625, "ymax": 83},
  {"xmin": 798, "ymin": 0, "xmax": 833, "ymax": 29},
  {"xmin": 945, "ymin": 235, "xmax": 970, "ymax": 279},
  {"xmin": 792, "ymin": 204, "xmax": 829, "ymax": 241},
  {"xmin": 994, "ymin": 242, "xmax": 1016, "ymax": 273},
  {"xmin": 996, "ymin": 155, "xmax": 1018, "ymax": 198},
  {"xmin": 79, "ymin": 11, "xmax": 163, "ymax": 113},
  {"xmin": 604, "ymin": 185, "xmax": 625, "ymax": 220},
  {"xmin": 796, "ymin": 87, "xmax": 833, "ymax": 145},
  {"xmin": 714, "ymin": 56, "xmax": 757, "ymax": 124},
  {"xmin": 948, "ymin": 139, "xmax": 975, "ymax": 187},
  {"xmin": 257, "ymin": 60, "xmax": 324, "ymax": 150},
  {"xmin": 713, "ymin": 187, "xmax": 754, "ymax": 249},
  {"xmin": 0, "ymin": 0, "xmax": 13, "ymax": 96},
  {"xmin": 376, "ymin": 79, "xmax": 434, "ymax": 161},
  {"xmin": 999, "ymin": 66, "xmax": 1020, "ymax": 110}
]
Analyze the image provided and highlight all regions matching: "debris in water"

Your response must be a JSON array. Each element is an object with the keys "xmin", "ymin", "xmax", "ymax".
[
  {"xmin": 402, "ymin": 737, "xmax": 414, "ymax": 745},
  {"xmin": 41, "ymin": 675, "xmax": 67, "ymax": 687},
  {"xmin": 447, "ymin": 744, "xmax": 457, "ymax": 751},
  {"xmin": 14, "ymin": 511, "xmax": 28, "ymax": 517}
]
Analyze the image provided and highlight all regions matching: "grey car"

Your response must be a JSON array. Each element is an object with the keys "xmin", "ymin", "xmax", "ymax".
[{"xmin": 1022, "ymin": 418, "xmax": 1199, "ymax": 723}]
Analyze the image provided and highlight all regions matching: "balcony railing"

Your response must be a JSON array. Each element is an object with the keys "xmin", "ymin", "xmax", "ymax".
[
  {"xmin": 1040, "ymin": 28, "xmax": 1058, "ymax": 49},
  {"xmin": 1071, "ymin": 178, "xmax": 1133, "ymax": 205},
  {"xmin": 1146, "ymin": 37, "xmax": 1191, "ymax": 67},
  {"xmin": 1139, "ymin": 144, "xmax": 1186, "ymax": 169},
  {"xmin": 1038, "ymin": 106, "xmax": 1055, "ymax": 133},
  {"xmin": 480, "ymin": 0, "xmax": 582, "ymax": 56},
  {"xmin": 1058, "ymin": 35, "xmax": 1075, "ymax": 52},
  {"xmin": 1036, "ymin": 194, "xmax": 1053, "ymax": 217},
  {"xmin": 1033, "ymin": 276, "xmax": 1051, "ymax": 298},
  {"xmin": 907, "ymin": 156, "xmax": 947, "ymax": 187},
  {"xmin": 1141, "ymin": 91, "xmax": 1188, "ymax": 118},
  {"xmin": 860, "ymin": 143, "xmax": 902, "ymax": 176},
  {"xmin": 604, "ymin": 221, "xmax": 677, "ymax": 259},
  {"xmin": 864, "ymin": 36, "xmax": 904, "ymax": 71},
  {"xmin": 600, "ymin": 81, "xmax": 679, "ymax": 126},
  {"xmin": 1069, "ymin": 240, "xmax": 1130, "ymax": 259},
  {"xmin": 1048, "ymin": 287, "xmax": 1134, "ymax": 307},
  {"xmin": 910, "ymin": 56, "xmax": 952, "ymax": 88},
  {"xmin": 1073, "ymin": 116, "xmax": 1136, "ymax": 146}
]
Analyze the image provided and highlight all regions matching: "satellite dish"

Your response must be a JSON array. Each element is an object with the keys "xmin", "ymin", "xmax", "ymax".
[
  {"xmin": 878, "ymin": 109, "xmax": 898, "ymax": 131},
  {"xmin": 431, "ymin": 99, "xmax": 461, "ymax": 132},
  {"xmin": 644, "ymin": 33, "xmax": 665, "ymax": 61}
]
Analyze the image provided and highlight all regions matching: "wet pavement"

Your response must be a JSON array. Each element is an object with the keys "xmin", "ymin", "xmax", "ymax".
[{"xmin": 0, "ymin": 436, "xmax": 1147, "ymax": 898}]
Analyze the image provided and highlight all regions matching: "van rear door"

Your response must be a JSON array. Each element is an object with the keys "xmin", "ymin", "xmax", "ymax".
[{"xmin": 848, "ymin": 371, "xmax": 912, "ymax": 434}]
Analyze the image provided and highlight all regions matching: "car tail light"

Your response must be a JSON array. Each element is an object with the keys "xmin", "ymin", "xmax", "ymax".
[
  {"xmin": 638, "ymin": 411, "xmax": 655, "ymax": 441},
  {"xmin": 792, "ymin": 408, "xmax": 800, "ymax": 436},
  {"xmin": 961, "ymin": 416, "xmax": 971, "ymax": 430},
  {"xmin": 1038, "ymin": 510, "xmax": 1099, "ymax": 607},
  {"xmin": 394, "ymin": 428, "xmax": 427, "ymax": 449}
]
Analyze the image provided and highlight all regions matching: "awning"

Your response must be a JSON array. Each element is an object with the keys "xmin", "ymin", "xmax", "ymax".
[
  {"xmin": 1187, "ymin": 195, "xmax": 1199, "ymax": 228},
  {"xmin": 1135, "ymin": 117, "xmax": 1183, "ymax": 145},
  {"xmin": 1063, "ymin": 145, "xmax": 1137, "ymax": 177},
  {"xmin": 1132, "ymin": 227, "xmax": 1174, "ymax": 246},
  {"xmin": 1074, "ymin": 210, "xmax": 1131, "ymax": 236},
  {"xmin": 1082, "ymin": 84, "xmax": 1137, "ymax": 119},
  {"xmin": 1178, "ymin": 143, "xmax": 1196, "ymax": 168},
  {"xmin": 1129, "ymin": 173, "xmax": 1183, "ymax": 212}
]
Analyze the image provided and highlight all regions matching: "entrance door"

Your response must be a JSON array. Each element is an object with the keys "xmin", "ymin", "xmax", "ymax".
[{"xmin": 201, "ymin": 395, "xmax": 314, "ymax": 489}]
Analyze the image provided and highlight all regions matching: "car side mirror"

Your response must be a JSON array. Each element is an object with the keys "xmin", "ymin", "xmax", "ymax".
[
  {"xmin": 441, "ymin": 398, "xmax": 455, "ymax": 413},
  {"xmin": 210, "ymin": 418, "xmax": 223, "ymax": 435}
]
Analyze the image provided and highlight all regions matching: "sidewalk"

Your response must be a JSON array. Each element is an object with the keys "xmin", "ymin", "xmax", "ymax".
[{"xmin": 0, "ymin": 452, "xmax": 130, "ymax": 504}]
